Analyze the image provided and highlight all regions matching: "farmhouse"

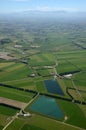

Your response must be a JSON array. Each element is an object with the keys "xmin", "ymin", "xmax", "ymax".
[
  {"xmin": 14, "ymin": 45, "xmax": 22, "ymax": 48},
  {"xmin": 31, "ymin": 45, "xmax": 40, "ymax": 48},
  {"xmin": 29, "ymin": 73, "xmax": 36, "ymax": 77},
  {"xmin": 63, "ymin": 74, "xmax": 72, "ymax": 78}
]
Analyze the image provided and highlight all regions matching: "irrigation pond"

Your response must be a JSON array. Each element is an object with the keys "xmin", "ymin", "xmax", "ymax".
[
  {"xmin": 29, "ymin": 95, "xmax": 64, "ymax": 120},
  {"xmin": 44, "ymin": 79, "xmax": 64, "ymax": 96}
]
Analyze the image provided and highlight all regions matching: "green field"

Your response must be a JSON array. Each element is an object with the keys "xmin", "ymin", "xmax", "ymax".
[
  {"xmin": 0, "ymin": 62, "xmax": 34, "ymax": 82},
  {"xmin": 29, "ymin": 53, "xmax": 55, "ymax": 67},
  {"xmin": 0, "ymin": 17, "xmax": 86, "ymax": 130},
  {"xmin": 5, "ymin": 115, "xmax": 81, "ymax": 130},
  {"xmin": 57, "ymin": 99, "xmax": 86, "ymax": 129},
  {"xmin": 0, "ymin": 85, "xmax": 35, "ymax": 102},
  {"xmin": 0, "ymin": 105, "xmax": 19, "ymax": 116}
]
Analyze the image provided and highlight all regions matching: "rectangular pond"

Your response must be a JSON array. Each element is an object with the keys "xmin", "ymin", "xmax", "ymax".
[
  {"xmin": 29, "ymin": 95, "xmax": 64, "ymax": 120},
  {"xmin": 44, "ymin": 79, "xmax": 64, "ymax": 96}
]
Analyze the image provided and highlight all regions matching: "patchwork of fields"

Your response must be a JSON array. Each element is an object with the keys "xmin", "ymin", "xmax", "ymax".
[
  {"xmin": 0, "ymin": 19, "xmax": 86, "ymax": 130},
  {"xmin": 0, "ymin": 50, "xmax": 86, "ymax": 130}
]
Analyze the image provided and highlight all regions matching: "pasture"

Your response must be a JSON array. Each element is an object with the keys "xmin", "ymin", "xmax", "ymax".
[
  {"xmin": 0, "ymin": 105, "xmax": 19, "ymax": 129},
  {"xmin": 29, "ymin": 53, "xmax": 55, "ymax": 67},
  {"xmin": 0, "ymin": 85, "xmax": 35, "ymax": 103},
  {"xmin": 0, "ymin": 105, "xmax": 19, "ymax": 116},
  {"xmin": 0, "ymin": 17, "xmax": 86, "ymax": 130},
  {"xmin": 57, "ymin": 99, "xmax": 86, "ymax": 129},
  {"xmin": 0, "ymin": 62, "xmax": 33, "ymax": 82},
  {"xmin": 5, "ymin": 115, "xmax": 80, "ymax": 130}
]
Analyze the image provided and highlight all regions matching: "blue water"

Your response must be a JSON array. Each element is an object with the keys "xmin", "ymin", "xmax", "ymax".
[
  {"xmin": 44, "ymin": 80, "xmax": 64, "ymax": 95},
  {"xmin": 29, "ymin": 96, "xmax": 64, "ymax": 119}
]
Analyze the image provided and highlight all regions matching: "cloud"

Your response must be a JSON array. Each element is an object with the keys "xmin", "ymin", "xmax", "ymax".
[{"xmin": 30, "ymin": 6, "xmax": 79, "ymax": 12}]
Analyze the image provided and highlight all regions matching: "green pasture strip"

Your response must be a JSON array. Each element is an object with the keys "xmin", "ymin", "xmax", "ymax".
[
  {"xmin": 74, "ymin": 80, "xmax": 86, "ymax": 87},
  {"xmin": 63, "ymin": 79, "xmax": 73, "ymax": 88},
  {"xmin": 77, "ymin": 104, "xmax": 86, "ymax": 117},
  {"xmin": 0, "ymin": 86, "xmax": 34, "ymax": 102},
  {"xmin": 6, "ymin": 115, "xmax": 80, "ymax": 130},
  {"xmin": 73, "ymin": 72, "xmax": 86, "ymax": 81},
  {"xmin": 30, "ymin": 55, "xmax": 44, "ymax": 62},
  {"xmin": 69, "ymin": 90, "xmax": 86, "ymax": 101},
  {"xmin": 6, "ymin": 119, "xmax": 24, "ymax": 130},
  {"xmin": 73, "ymin": 72, "xmax": 86, "ymax": 87},
  {"xmin": 36, "ymin": 81, "xmax": 47, "ymax": 93},
  {"xmin": 57, "ymin": 78, "xmax": 67, "ymax": 96},
  {"xmin": 69, "ymin": 58, "xmax": 86, "ymax": 70},
  {"xmin": 0, "ymin": 114, "xmax": 11, "ymax": 127},
  {"xmin": 7, "ymin": 79, "xmax": 35, "ymax": 87},
  {"xmin": 43, "ymin": 53, "xmax": 55, "ymax": 61},
  {"xmin": 29, "ymin": 60, "xmax": 55, "ymax": 67},
  {"xmin": 29, "ymin": 53, "xmax": 55, "ymax": 66},
  {"xmin": 68, "ymin": 89, "xmax": 83, "ymax": 101},
  {"xmin": 0, "ymin": 125, "xmax": 3, "ymax": 130},
  {"xmin": 0, "ymin": 62, "xmax": 14, "ymax": 69},
  {"xmin": 57, "ymin": 99, "xmax": 86, "ymax": 129},
  {"xmin": 4, "ymin": 63, "xmax": 25, "ymax": 72},
  {"xmin": 0, "ymin": 105, "xmax": 19, "ymax": 116},
  {"xmin": 0, "ymin": 65, "xmax": 32, "ymax": 82},
  {"xmin": 54, "ymin": 50, "xmax": 86, "ymax": 60},
  {"xmin": 21, "ymin": 124, "xmax": 45, "ymax": 130},
  {"xmin": 0, "ymin": 62, "xmax": 20, "ymax": 71},
  {"xmin": 7, "ymin": 80, "xmax": 37, "ymax": 91},
  {"xmin": 37, "ymin": 69, "xmax": 50, "ymax": 76},
  {"xmin": 56, "ymin": 60, "xmax": 79, "ymax": 74}
]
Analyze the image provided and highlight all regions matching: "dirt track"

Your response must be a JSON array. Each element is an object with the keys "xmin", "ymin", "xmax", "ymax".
[{"xmin": 0, "ymin": 97, "xmax": 27, "ymax": 109}]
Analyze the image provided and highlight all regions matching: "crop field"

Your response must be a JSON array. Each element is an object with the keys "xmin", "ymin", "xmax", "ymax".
[
  {"xmin": 29, "ymin": 53, "xmax": 55, "ymax": 67},
  {"xmin": 56, "ymin": 60, "xmax": 79, "ymax": 75},
  {"xmin": 73, "ymin": 72, "xmax": 86, "ymax": 87},
  {"xmin": 57, "ymin": 99, "xmax": 86, "ymax": 129},
  {"xmin": 0, "ymin": 85, "xmax": 35, "ymax": 103},
  {"xmin": 0, "ymin": 105, "xmax": 19, "ymax": 129},
  {"xmin": 0, "ymin": 62, "xmax": 34, "ymax": 82},
  {"xmin": 0, "ymin": 105, "xmax": 19, "ymax": 116},
  {"xmin": 5, "ymin": 115, "xmax": 81, "ymax": 130},
  {"xmin": 37, "ymin": 68, "xmax": 54, "ymax": 76},
  {"xmin": 0, "ymin": 17, "xmax": 86, "ymax": 130}
]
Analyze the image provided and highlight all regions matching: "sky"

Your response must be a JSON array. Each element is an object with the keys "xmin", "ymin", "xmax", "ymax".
[{"xmin": 0, "ymin": 0, "xmax": 86, "ymax": 13}]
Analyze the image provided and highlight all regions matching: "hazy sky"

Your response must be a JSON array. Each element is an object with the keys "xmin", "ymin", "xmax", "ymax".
[{"xmin": 0, "ymin": 0, "xmax": 86, "ymax": 13}]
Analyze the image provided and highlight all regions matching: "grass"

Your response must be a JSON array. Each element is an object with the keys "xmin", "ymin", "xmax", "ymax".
[
  {"xmin": 0, "ymin": 85, "xmax": 34, "ymax": 103},
  {"xmin": 21, "ymin": 124, "xmax": 45, "ymax": 130},
  {"xmin": 29, "ymin": 53, "xmax": 55, "ymax": 67},
  {"xmin": 0, "ymin": 63, "xmax": 33, "ymax": 82},
  {"xmin": 0, "ymin": 114, "xmax": 11, "ymax": 127},
  {"xmin": 57, "ymin": 99, "xmax": 86, "ymax": 129},
  {"xmin": 0, "ymin": 105, "xmax": 19, "ymax": 116},
  {"xmin": 0, "ymin": 125, "xmax": 3, "ymax": 130},
  {"xmin": 7, "ymin": 80, "xmax": 36, "ymax": 90},
  {"xmin": 56, "ymin": 60, "xmax": 79, "ymax": 75},
  {"xmin": 73, "ymin": 72, "xmax": 86, "ymax": 87},
  {"xmin": 36, "ymin": 81, "xmax": 47, "ymax": 93},
  {"xmin": 5, "ymin": 115, "xmax": 80, "ymax": 130}
]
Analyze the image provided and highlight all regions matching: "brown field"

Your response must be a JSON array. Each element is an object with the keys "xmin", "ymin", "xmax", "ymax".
[{"xmin": 0, "ymin": 97, "xmax": 27, "ymax": 109}]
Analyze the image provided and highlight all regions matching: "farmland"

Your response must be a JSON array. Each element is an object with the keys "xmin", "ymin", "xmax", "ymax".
[{"xmin": 0, "ymin": 15, "xmax": 86, "ymax": 130}]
